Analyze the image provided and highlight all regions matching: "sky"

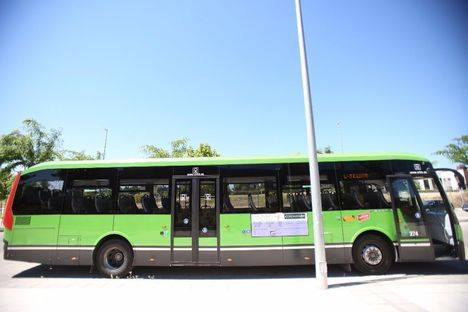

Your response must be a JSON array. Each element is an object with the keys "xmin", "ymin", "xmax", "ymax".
[{"xmin": 0, "ymin": 0, "xmax": 467, "ymax": 167}]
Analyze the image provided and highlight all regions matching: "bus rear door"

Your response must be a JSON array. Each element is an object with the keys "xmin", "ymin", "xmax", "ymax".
[{"xmin": 171, "ymin": 176, "xmax": 220, "ymax": 265}]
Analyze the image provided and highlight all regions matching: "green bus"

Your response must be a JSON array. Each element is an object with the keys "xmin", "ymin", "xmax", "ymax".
[{"xmin": 2, "ymin": 153, "xmax": 466, "ymax": 277}]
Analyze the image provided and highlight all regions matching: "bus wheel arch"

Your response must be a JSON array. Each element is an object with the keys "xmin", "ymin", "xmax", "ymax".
[
  {"xmin": 93, "ymin": 234, "xmax": 134, "ymax": 278},
  {"xmin": 351, "ymin": 230, "xmax": 395, "ymax": 275}
]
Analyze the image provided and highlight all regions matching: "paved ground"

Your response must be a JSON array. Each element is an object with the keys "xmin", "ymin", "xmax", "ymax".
[{"xmin": 1, "ymin": 210, "xmax": 468, "ymax": 312}]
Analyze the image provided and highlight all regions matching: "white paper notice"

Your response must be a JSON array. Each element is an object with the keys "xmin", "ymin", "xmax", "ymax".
[{"xmin": 251, "ymin": 213, "xmax": 308, "ymax": 237}]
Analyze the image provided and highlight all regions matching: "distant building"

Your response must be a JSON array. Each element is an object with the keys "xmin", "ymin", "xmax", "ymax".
[
  {"xmin": 457, "ymin": 164, "xmax": 468, "ymax": 185},
  {"xmin": 416, "ymin": 164, "xmax": 467, "ymax": 192}
]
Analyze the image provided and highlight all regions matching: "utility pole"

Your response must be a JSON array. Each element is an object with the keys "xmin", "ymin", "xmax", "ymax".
[
  {"xmin": 337, "ymin": 121, "xmax": 344, "ymax": 153},
  {"xmin": 103, "ymin": 128, "xmax": 108, "ymax": 160},
  {"xmin": 294, "ymin": 0, "xmax": 328, "ymax": 289}
]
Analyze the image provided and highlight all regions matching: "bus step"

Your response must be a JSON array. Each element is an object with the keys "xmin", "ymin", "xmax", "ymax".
[
  {"xmin": 435, "ymin": 256, "xmax": 458, "ymax": 261},
  {"xmin": 170, "ymin": 262, "xmax": 220, "ymax": 267}
]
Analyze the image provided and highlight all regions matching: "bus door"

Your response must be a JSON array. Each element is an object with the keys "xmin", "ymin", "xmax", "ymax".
[
  {"xmin": 387, "ymin": 175, "xmax": 435, "ymax": 261},
  {"xmin": 411, "ymin": 170, "xmax": 463, "ymax": 260},
  {"xmin": 171, "ymin": 176, "xmax": 220, "ymax": 265}
]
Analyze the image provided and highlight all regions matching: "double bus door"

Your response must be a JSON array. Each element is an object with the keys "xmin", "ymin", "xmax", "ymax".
[
  {"xmin": 170, "ymin": 176, "xmax": 220, "ymax": 265},
  {"xmin": 387, "ymin": 175, "xmax": 435, "ymax": 261}
]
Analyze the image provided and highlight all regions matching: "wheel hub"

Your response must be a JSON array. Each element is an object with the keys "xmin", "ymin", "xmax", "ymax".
[
  {"xmin": 362, "ymin": 244, "xmax": 383, "ymax": 266},
  {"xmin": 114, "ymin": 252, "xmax": 123, "ymax": 262},
  {"xmin": 104, "ymin": 248, "xmax": 125, "ymax": 270}
]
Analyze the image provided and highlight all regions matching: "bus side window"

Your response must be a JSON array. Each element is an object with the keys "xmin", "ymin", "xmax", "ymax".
[
  {"xmin": 116, "ymin": 167, "xmax": 171, "ymax": 214},
  {"xmin": 320, "ymin": 183, "xmax": 339, "ymax": 211},
  {"xmin": 12, "ymin": 170, "xmax": 66, "ymax": 215},
  {"xmin": 336, "ymin": 161, "xmax": 392, "ymax": 210},
  {"xmin": 64, "ymin": 179, "xmax": 113, "ymax": 214},
  {"xmin": 117, "ymin": 181, "xmax": 170, "ymax": 214},
  {"xmin": 63, "ymin": 168, "xmax": 116, "ymax": 214},
  {"xmin": 222, "ymin": 179, "xmax": 279, "ymax": 213},
  {"xmin": 281, "ymin": 184, "xmax": 311, "ymax": 212},
  {"xmin": 281, "ymin": 162, "xmax": 339, "ymax": 212}
]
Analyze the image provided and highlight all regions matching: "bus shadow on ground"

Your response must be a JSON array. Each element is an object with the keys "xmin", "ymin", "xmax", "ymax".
[{"xmin": 12, "ymin": 261, "xmax": 468, "ymax": 280}]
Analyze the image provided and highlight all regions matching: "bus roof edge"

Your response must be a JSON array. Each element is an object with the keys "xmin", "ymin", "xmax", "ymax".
[{"xmin": 22, "ymin": 152, "xmax": 430, "ymax": 175}]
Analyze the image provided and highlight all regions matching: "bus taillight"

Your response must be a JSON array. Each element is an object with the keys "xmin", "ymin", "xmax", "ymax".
[{"xmin": 2, "ymin": 173, "xmax": 21, "ymax": 230}]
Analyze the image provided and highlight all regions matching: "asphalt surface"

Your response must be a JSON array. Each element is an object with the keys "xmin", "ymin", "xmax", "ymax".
[{"xmin": 1, "ymin": 211, "xmax": 468, "ymax": 312}]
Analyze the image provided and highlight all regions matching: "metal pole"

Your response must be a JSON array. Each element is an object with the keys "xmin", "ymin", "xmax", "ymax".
[
  {"xmin": 337, "ymin": 121, "xmax": 344, "ymax": 153},
  {"xmin": 103, "ymin": 128, "xmax": 108, "ymax": 160},
  {"xmin": 294, "ymin": 0, "xmax": 328, "ymax": 289}
]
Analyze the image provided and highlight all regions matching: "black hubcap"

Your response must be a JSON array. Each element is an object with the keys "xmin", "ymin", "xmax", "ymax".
[{"xmin": 104, "ymin": 248, "xmax": 125, "ymax": 270}]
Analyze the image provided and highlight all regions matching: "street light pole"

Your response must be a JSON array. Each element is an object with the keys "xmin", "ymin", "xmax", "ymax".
[
  {"xmin": 294, "ymin": 0, "xmax": 328, "ymax": 289},
  {"xmin": 103, "ymin": 128, "xmax": 108, "ymax": 160},
  {"xmin": 337, "ymin": 121, "xmax": 344, "ymax": 153}
]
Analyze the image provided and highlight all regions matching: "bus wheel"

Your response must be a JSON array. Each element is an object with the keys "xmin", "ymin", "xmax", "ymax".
[
  {"xmin": 95, "ymin": 239, "xmax": 134, "ymax": 278},
  {"xmin": 352, "ymin": 234, "xmax": 393, "ymax": 275}
]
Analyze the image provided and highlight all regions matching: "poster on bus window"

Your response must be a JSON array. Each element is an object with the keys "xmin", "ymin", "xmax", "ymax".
[{"xmin": 251, "ymin": 213, "xmax": 308, "ymax": 237}]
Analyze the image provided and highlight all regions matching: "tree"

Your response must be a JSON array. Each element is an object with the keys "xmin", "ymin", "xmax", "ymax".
[
  {"xmin": 142, "ymin": 138, "xmax": 220, "ymax": 158},
  {"xmin": 0, "ymin": 119, "xmax": 65, "ymax": 200},
  {"xmin": 0, "ymin": 169, "xmax": 14, "ymax": 201},
  {"xmin": 0, "ymin": 119, "xmax": 62, "ymax": 171},
  {"xmin": 0, "ymin": 119, "xmax": 102, "ymax": 200},
  {"xmin": 317, "ymin": 146, "xmax": 333, "ymax": 154},
  {"xmin": 62, "ymin": 150, "xmax": 103, "ymax": 161},
  {"xmin": 435, "ymin": 135, "xmax": 468, "ymax": 165}
]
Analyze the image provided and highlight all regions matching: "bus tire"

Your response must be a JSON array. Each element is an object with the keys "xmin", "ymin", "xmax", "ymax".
[
  {"xmin": 352, "ymin": 234, "xmax": 393, "ymax": 275},
  {"xmin": 95, "ymin": 239, "xmax": 134, "ymax": 278}
]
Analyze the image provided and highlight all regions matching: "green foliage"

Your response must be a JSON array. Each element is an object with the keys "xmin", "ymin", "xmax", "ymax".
[
  {"xmin": 141, "ymin": 146, "xmax": 171, "ymax": 158},
  {"xmin": 0, "ymin": 119, "xmax": 106, "ymax": 200},
  {"xmin": 62, "ymin": 150, "xmax": 103, "ymax": 161},
  {"xmin": 0, "ymin": 119, "xmax": 64, "ymax": 199},
  {"xmin": 187, "ymin": 143, "xmax": 220, "ymax": 157},
  {"xmin": 435, "ymin": 135, "xmax": 468, "ymax": 165},
  {"xmin": 170, "ymin": 138, "xmax": 190, "ymax": 158},
  {"xmin": 0, "ymin": 119, "xmax": 63, "ymax": 171},
  {"xmin": 317, "ymin": 146, "xmax": 333, "ymax": 154},
  {"xmin": 142, "ymin": 138, "xmax": 220, "ymax": 158},
  {"xmin": 0, "ymin": 169, "xmax": 14, "ymax": 200}
]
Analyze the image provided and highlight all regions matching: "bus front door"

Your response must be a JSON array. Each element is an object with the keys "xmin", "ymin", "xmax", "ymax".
[
  {"xmin": 171, "ymin": 176, "xmax": 220, "ymax": 265},
  {"xmin": 411, "ymin": 171, "xmax": 462, "ymax": 260},
  {"xmin": 387, "ymin": 175, "xmax": 435, "ymax": 261}
]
